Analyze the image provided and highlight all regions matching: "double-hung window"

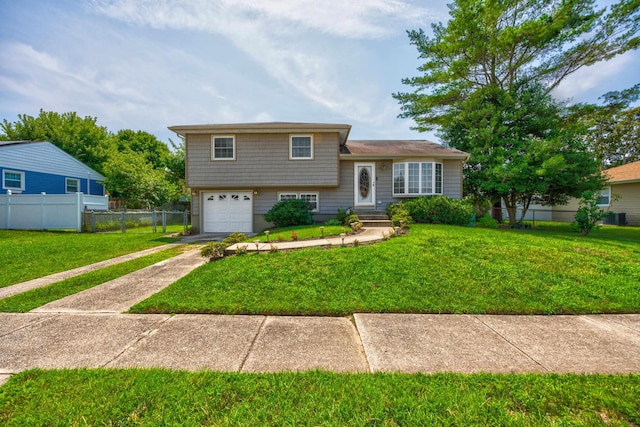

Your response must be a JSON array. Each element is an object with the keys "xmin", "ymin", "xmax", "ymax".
[
  {"xmin": 212, "ymin": 135, "xmax": 235, "ymax": 160},
  {"xmin": 66, "ymin": 178, "xmax": 80, "ymax": 193},
  {"xmin": 392, "ymin": 162, "xmax": 443, "ymax": 196},
  {"xmin": 289, "ymin": 135, "xmax": 313, "ymax": 160},
  {"xmin": 597, "ymin": 187, "xmax": 611, "ymax": 206},
  {"xmin": 2, "ymin": 170, "xmax": 24, "ymax": 192},
  {"xmin": 278, "ymin": 192, "xmax": 319, "ymax": 212}
]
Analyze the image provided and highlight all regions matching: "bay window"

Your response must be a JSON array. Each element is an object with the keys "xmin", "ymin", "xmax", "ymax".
[{"xmin": 392, "ymin": 162, "xmax": 443, "ymax": 196}]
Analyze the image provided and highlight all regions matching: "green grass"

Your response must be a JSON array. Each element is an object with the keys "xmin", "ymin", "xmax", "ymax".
[
  {"xmin": 0, "ymin": 245, "xmax": 188, "ymax": 312},
  {"xmin": 1, "ymin": 369, "xmax": 638, "ymax": 425},
  {"xmin": 0, "ymin": 230, "xmax": 180, "ymax": 288},
  {"xmin": 130, "ymin": 224, "xmax": 640, "ymax": 315},
  {"xmin": 251, "ymin": 224, "xmax": 348, "ymax": 242}
]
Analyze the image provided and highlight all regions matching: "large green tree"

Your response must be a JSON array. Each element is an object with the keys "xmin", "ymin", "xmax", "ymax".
[
  {"xmin": 443, "ymin": 80, "xmax": 605, "ymax": 224},
  {"xmin": 569, "ymin": 84, "xmax": 640, "ymax": 168},
  {"xmin": 0, "ymin": 110, "xmax": 187, "ymax": 208},
  {"xmin": 394, "ymin": 0, "xmax": 639, "ymax": 130},
  {"xmin": 393, "ymin": 0, "xmax": 639, "ymax": 224},
  {"xmin": 0, "ymin": 109, "xmax": 112, "ymax": 173}
]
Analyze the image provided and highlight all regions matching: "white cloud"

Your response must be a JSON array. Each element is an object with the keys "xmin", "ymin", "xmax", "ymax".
[
  {"xmin": 552, "ymin": 53, "xmax": 636, "ymax": 104},
  {"xmin": 88, "ymin": 0, "xmax": 435, "ymax": 124}
]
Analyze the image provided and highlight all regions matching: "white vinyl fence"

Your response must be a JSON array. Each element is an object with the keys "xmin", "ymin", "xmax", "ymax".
[{"xmin": 0, "ymin": 192, "xmax": 108, "ymax": 232}]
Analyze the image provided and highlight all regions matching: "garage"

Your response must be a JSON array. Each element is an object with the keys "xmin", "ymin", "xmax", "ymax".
[{"xmin": 202, "ymin": 191, "xmax": 253, "ymax": 233}]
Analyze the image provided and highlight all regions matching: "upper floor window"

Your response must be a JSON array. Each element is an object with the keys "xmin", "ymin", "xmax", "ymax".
[
  {"xmin": 290, "ymin": 135, "xmax": 313, "ymax": 160},
  {"xmin": 212, "ymin": 135, "xmax": 236, "ymax": 160},
  {"xmin": 66, "ymin": 178, "xmax": 80, "ymax": 193},
  {"xmin": 597, "ymin": 187, "xmax": 611, "ymax": 206},
  {"xmin": 393, "ymin": 162, "xmax": 442, "ymax": 196},
  {"xmin": 2, "ymin": 170, "xmax": 24, "ymax": 191}
]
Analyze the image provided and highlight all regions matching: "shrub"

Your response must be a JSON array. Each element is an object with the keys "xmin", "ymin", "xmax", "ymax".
[
  {"xmin": 387, "ymin": 202, "xmax": 413, "ymax": 227},
  {"xmin": 344, "ymin": 214, "xmax": 360, "ymax": 227},
  {"xmin": 223, "ymin": 232, "xmax": 248, "ymax": 245},
  {"xmin": 336, "ymin": 207, "xmax": 352, "ymax": 224},
  {"xmin": 324, "ymin": 219, "xmax": 342, "ymax": 226},
  {"xmin": 265, "ymin": 199, "xmax": 314, "ymax": 228},
  {"xmin": 200, "ymin": 242, "xmax": 228, "ymax": 260},
  {"xmin": 465, "ymin": 195, "xmax": 492, "ymax": 219},
  {"xmin": 572, "ymin": 191, "xmax": 607, "ymax": 236},
  {"xmin": 477, "ymin": 215, "xmax": 498, "ymax": 229},
  {"xmin": 402, "ymin": 196, "xmax": 474, "ymax": 226}
]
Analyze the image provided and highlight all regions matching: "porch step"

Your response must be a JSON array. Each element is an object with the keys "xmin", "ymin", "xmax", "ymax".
[{"xmin": 353, "ymin": 210, "xmax": 389, "ymax": 221}]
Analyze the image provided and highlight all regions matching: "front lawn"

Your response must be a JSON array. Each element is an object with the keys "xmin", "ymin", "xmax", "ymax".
[
  {"xmin": 1, "ymin": 369, "xmax": 638, "ymax": 425},
  {"xmin": 130, "ymin": 224, "xmax": 640, "ymax": 315},
  {"xmin": 0, "ymin": 230, "xmax": 180, "ymax": 288}
]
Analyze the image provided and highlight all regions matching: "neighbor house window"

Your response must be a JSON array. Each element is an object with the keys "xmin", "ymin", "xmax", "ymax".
[
  {"xmin": 392, "ymin": 162, "xmax": 443, "ymax": 196},
  {"xmin": 212, "ymin": 135, "xmax": 235, "ymax": 160},
  {"xmin": 289, "ymin": 135, "xmax": 313, "ymax": 160},
  {"xmin": 278, "ymin": 192, "xmax": 319, "ymax": 212},
  {"xmin": 66, "ymin": 178, "xmax": 80, "ymax": 193},
  {"xmin": 597, "ymin": 187, "xmax": 611, "ymax": 206},
  {"xmin": 2, "ymin": 170, "xmax": 24, "ymax": 191}
]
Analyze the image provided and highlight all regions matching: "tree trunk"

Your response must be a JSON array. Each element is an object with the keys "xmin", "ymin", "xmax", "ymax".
[{"xmin": 502, "ymin": 196, "xmax": 519, "ymax": 226}]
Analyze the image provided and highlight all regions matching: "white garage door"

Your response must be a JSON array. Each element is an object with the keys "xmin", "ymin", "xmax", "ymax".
[{"xmin": 202, "ymin": 191, "xmax": 253, "ymax": 233}]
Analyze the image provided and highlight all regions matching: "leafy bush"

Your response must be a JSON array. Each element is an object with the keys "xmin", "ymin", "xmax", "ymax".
[
  {"xmin": 324, "ymin": 219, "xmax": 342, "ymax": 226},
  {"xmin": 336, "ymin": 207, "xmax": 353, "ymax": 224},
  {"xmin": 223, "ymin": 232, "xmax": 249, "ymax": 245},
  {"xmin": 265, "ymin": 199, "xmax": 314, "ymax": 228},
  {"xmin": 477, "ymin": 215, "xmax": 498, "ymax": 229},
  {"xmin": 200, "ymin": 242, "xmax": 228, "ymax": 260},
  {"xmin": 572, "ymin": 191, "xmax": 607, "ymax": 236},
  {"xmin": 387, "ymin": 202, "xmax": 413, "ymax": 227},
  {"xmin": 200, "ymin": 232, "xmax": 249, "ymax": 261},
  {"xmin": 398, "ymin": 196, "xmax": 474, "ymax": 226},
  {"xmin": 344, "ymin": 214, "xmax": 360, "ymax": 226},
  {"xmin": 465, "ymin": 195, "xmax": 492, "ymax": 219}
]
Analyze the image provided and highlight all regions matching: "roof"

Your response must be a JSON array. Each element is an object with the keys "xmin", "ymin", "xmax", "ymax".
[
  {"xmin": 341, "ymin": 140, "xmax": 469, "ymax": 160},
  {"xmin": 169, "ymin": 122, "xmax": 352, "ymax": 146},
  {"xmin": 604, "ymin": 160, "xmax": 640, "ymax": 184},
  {"xmin": 0, "ymin": 141, "xmax": 105, "ymax": 181}
]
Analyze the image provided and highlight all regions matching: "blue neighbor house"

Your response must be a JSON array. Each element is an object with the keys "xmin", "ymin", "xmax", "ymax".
[{"xmin": 0, "ymin": 141, "xmax": 105, "ymax": 195}]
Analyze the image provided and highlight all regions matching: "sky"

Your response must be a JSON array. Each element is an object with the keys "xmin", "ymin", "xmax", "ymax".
[{"xmin": 1, "ymin": 0, "xmax": 638, "ymax": 145}]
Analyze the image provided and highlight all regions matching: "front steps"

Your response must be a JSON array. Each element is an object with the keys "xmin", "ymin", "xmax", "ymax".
[{"xmin": 353, "ymin": 210, "xmax": 392, "ymax": 227}]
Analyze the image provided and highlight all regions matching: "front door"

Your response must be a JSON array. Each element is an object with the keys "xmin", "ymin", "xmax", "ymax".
[{"xmin": 354, "ymin": 163, "xmax": 376, "ymax": 207}]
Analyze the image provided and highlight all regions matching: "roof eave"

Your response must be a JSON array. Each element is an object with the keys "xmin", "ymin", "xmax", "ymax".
[{"xmin": 169, "ymin": 123, "xmax": 352, "ymax": 145}]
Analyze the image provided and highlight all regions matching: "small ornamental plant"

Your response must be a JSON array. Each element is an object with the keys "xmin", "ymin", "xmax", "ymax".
[
  {"xmin": 291, "ymin": 230, "xmax": 298, "ymax": 241},
  {"xmin": 235, "ymin": 245, "xmax": 248, "ymax": 256},
  {"xmin": 572, "ymin": 190, "xmax": 607, "ymax": 236}
]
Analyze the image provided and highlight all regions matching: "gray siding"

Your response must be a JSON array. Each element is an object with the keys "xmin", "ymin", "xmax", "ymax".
[
  {"xmin": 442, "ymin": 159, "xmax": 463, "ymax": 199},
  {"xmin": 186, "ymin": 132, "xmax": 339, "ymax": 188}
]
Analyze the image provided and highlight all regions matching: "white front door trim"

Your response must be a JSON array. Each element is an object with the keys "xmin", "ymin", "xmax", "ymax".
[{"xmin": 354, "ymin": 163, "xmax": 376, "ymax": 207}]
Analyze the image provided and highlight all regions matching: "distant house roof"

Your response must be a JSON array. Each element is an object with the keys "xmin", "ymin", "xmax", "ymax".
[
  {"xmin": 169, "ymin": 122, "xmax": 352, "ymax": 145},
  {"xmin": 0, "ymin": 141, "xmax": 104, "ymax": 181},
  {"xmin": 341, "ymin": 140, "xmax": 469, "ymax": 160},
  {"xmin": 604, "ymin": 160, "xmax": 640, "ymax": 184}
]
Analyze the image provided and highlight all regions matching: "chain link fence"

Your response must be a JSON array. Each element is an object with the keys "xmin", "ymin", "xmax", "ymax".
[{"xmin": 82, "ymin": 210, "xmax": 190, "ymax": 233}]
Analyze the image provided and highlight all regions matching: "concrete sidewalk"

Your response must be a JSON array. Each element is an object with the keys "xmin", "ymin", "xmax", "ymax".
[{"xmin": 1, "ymin": 313, "xmax": 639, "ymax": 379}]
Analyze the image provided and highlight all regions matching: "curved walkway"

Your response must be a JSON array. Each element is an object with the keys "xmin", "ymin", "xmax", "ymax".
[{"xmin": 226, "ymin": 226, "xmax": 396, "ymax": 252}]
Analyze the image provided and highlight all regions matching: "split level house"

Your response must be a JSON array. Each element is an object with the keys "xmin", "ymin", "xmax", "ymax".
[{"xmin": 170, "ymin": 122, "xmax": 469, "ymax": 234}]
